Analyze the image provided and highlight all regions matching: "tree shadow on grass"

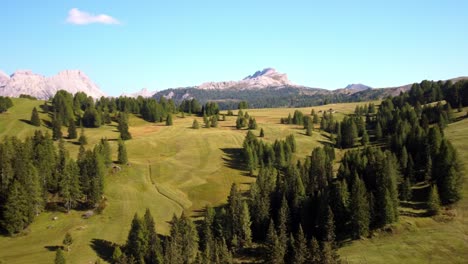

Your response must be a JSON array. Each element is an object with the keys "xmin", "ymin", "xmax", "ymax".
[
  {"xmin": 220, "ymin": 148, "xmax": 248, "ymax": 173},
  {"xmin": 44, "ymin": 245, "xmax": 63, "ymax": 252},
  {"xmin": 19, "ymin": 119, "xmax": 32, "ymax": 126},
  {"xmin": 90, "ymin": 238, "xmax": 115, "ymax": 263}
]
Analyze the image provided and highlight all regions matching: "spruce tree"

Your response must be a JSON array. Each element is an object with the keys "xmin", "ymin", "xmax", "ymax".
[
  {"xmin": 52, "ymin": 114, "xmax": 63, "ymax": 140},
  {"xmin": 350, "ymin": 174, "xmax": 370, "ymax": 239},
  {"xmin": 78, "ymin": 128, "xmax": 87, "ymax": 145},
  {"xmin": 63, "ymin": 232, "xmax": 73, "ymax": 251},
  {"xmin": 118, "ymin": 139, "xmax": 128, "ymax": 165},
  {"xmin": 265, "ymin": 219, "xmax": 284, "ymax": 264},
  {"xmin": 54, "ymin": 248, "xmax": 66, "ymax": 264},
  {"xmin": 67, "ymin": 120, "xmax": 77, "ymax": 139},
  {"xmin": 427, "ymin": 185, "xmax": 441, "ymax": 215},
  {"xmin": 293, "ymin": 225, "xmax": 307, "ymax": 264},
  {"xmin": 260, "ymin": 128, "xmax": 265, "ymax": 137},
  {"xmin": 308, "ymin": 237, "xmax": 321, "ymax": 264},
  {"xmin": 166, "ymin": 114, "xmax": 173, "ymax": 126},
  {"xmin": 30, "ymin": 107, "xmax": 41, "ymax": 126},
  {"xmin": 126, "ymin": 213, "xmax": 148, "ymax": 261},
  {"xmin": 192, "ymin": 119, "xmax": 200, "ymax": 129},
  {"xmin": 112, "ymin": 246, "xmax": 123, "ymax": 263},
  {"xmin": 118, "ymin": 112, "xmax": 132, "ymax": 140}
]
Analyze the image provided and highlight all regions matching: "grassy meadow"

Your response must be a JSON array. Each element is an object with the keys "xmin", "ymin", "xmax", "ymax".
[{"xmin": 0, "ymin": 98, "xmax": 466, "ymax": 263}]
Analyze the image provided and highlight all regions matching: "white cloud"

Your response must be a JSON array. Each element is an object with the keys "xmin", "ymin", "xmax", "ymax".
[{"xmin": 66, "ymin": 8, "xmax": 120, "ymax": 25}]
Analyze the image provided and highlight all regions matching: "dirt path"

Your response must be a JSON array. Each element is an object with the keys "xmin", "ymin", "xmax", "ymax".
[{"xmin": 146, "ymin": 161, "xmax": 185, "ymax": 211}]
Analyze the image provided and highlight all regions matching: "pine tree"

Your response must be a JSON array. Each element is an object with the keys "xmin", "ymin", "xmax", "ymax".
[
  {"xmin": 361, "ymin": 129, "xmax": 369, "ymax": 146},
  {"xmin": 112, "ymin": 246, "xmax": 123, "ymax": 263},
  {"xmin": 265, "ymin": 219, "xmax": 284, "ymax": 264},
  {"xmin": 2, "ymin": 180, "xmax": 30, "ymax": 235},
  {"xmin": 78, "ymin": 127, "xmax": 87, "ymax": 145},
  {"xmin": 192, "ymin": 119, "xmax": 200, "ymax": 129},
  {"xmin": 308, "ymin": 237, "xmax": 321, "ymax": 264},
  {"xmin": 55, "ymin": 248, "xmax": 66, "ymax": 264},
  {"xmin": 67, "ymin": 120, "xmax": 77, "ymax": 139},
  {"xmin": 63, "ymin": 232, "xmax": 73, "ymax": 251},
  {"xmin": 427, "ymin": 185, "xmax": 441, "ymax": 215},
  {"xmin": 400, "ymin": 177, "xmax": 412, "ymax": 201},
  {"xmin": 260, "ymin": 128, "xmax": 265, "ymax": 137},
  {"xmin": 240, "ymin": 201, "xmax": 252, "ymax": 247},
  {"xmin": 59, "ymin": 160, "xmax": 82, "ymax": 212},
  {"xmin": 118, "ymin": 112, "xmax": 132, "ymax": 140},
  {"xmin": 52, "ymin": 114, "xmax": 63, "ymax": 140},
  {"xmin": 166, "ymin": 114, "xmax": 173, "ymax": 126},
  {"xmin": 350, "ymin": 174, "xmax": 370, "ymax": 239},
  {"xmin": 144, "ymin": 209, "xmax": 163, "ymax": 264},
  {"xmin": 375, "ymin": 122, "xmax": 383, "ymax": 140},
  {"xmin": 30, "ymin": 107, "xmax": 41, "ymax": 126},
  {"xmin": 118, "ymin": 139, "xmax": 128, "ymax": 165},
  {"xmin": 126, "ymin": 213, "xmax": 148, "ymax": 262},
  {"xmin": 292, "ymin": 225, "xmax": 308, "ymax": 264}
]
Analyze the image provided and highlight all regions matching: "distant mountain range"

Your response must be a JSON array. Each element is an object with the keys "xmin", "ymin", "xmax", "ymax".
[
  {"xmin": 0, "ymin": 70, "xmax": 105, "ymax": 99},
  {"xmin": 1, "ymin": 68, "xmax": 466, "ymax": 109}
]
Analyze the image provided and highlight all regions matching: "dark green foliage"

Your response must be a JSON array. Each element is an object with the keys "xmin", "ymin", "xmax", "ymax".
[
  {"xmin": 78, "ymin": 128, "xmax": 87, "ymax": 145},
  {"xmin": 248, "ymin": 117, "xmax": 257, "ymax": 130},
  {"xmin": 1, "ymin": 180, "xmax": 31, "ymax": 235},
  {"xmin": 427, "ymin": 185, "xmax": 441, "ymax": 215},
  {"xmin": 400, "ymin": 177, "xmax": 412, "ymax": 201},
  {"xmin": 265, "ymin": 219, "xmax": 285, "ymax": 264},
  {"xmin": 52, "ymin": 90, "xmax": 75, "ymax": 126},
  {"xmin": 260, "ymin": 128, "xmax": 265, "ymax": 137},
  {"xmin": 63, "ymin": 232, "xmax": 73, "ymax": 251},
  {"xmin": 118, "ymin": 139, "xmax": 128, "ymax": 165},
  {"xmin": 238, "ymin": 101, "xmax": 248, "ymax": 109},
  {"xmin": 192, "ymin": 119, "xmax": 200, "ymax": 129},
  {"xmin": 55, "ymin": 248, "xmax": 66, "ymax": 264},
  {"xmin": 82, "ymin": 107, "xmax": 101, "ymax": 128},
  {"xmin": 67, "ymin": 119, "xmax": 77, "ymax": 139},
  {"xmin": 126, "ymin": 213, "xmax": 148, "ymax": 262},
  {"xmin": 434, "ymin": 139, "xmax": 463, "ymax": 204},
  {"xmin": 166, "ymin": 114, "xmax": 173, "ymax": 126},
  {"xmin": 0, "ymin": 96, "xmax": 13, "ymax": 113},
  {"xmin": 118, "ymin": 112, "xmax": 132, "ymax": 140},
  {"xmin": 349, "ymin": 174, "xmax": 370, "ymax": 239},
  {"xmin": 59, "ymin": 159, "xmax": 82, "ymax": 212},
  {"xmin": 308, "ymin": 237, "xmax": 321, "ymax": 264},
  {"xmin": 52, "ymin": 114, "xmax": 63, "ymax": 140},
  {"xmin": 292, "ymin": 225, "xmax": 308, "ymax": 264},
  {"xmin": 30, "ymin": 107, "xmax": 41, "ymax": 126}
]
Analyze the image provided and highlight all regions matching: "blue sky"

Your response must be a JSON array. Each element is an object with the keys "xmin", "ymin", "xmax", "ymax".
[{"xmin": 1, "ymin": 1, "xmax": 467, "ymax": 96}]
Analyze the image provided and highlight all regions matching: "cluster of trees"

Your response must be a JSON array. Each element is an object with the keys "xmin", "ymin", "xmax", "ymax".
[
  {"xmin": 235, "ymin": 110, "xmax": 257, "ymax": 130},
  {"xmin": 19, "ymin": 94, "xmax": 37, "ymax": 100},
  {"xmin": 0, "ymin": 96, "xmax": 13, "ymax": 113},
  {"xmin": 0, "ymin": 131, "xmax": 111, "ymax": 235}
]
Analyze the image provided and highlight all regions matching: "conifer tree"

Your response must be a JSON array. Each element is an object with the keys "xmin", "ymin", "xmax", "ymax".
[
  {"xmin": 55, "ymin": 248, "xmax": 66, "ymax": 264},
  {"xmin": 2, "ymin": 180, "xmax": 30, "ymax": 235},
  {"xmin": 60, "ymin": 160, "xmax": 82, "ymax": 212},
  {"xmin": 118, "ymin": 139, "xmax": 128, "ymax": 165},
  {"xmin": 292, "ymin": 224, "xmax": 308, "ymax": 264},
  {"xmin": 260, "ymin": 128, "xmax": 265, "ymax": 137},
  {"xmin": 240, "ymin": 200, "xmax": 252, "ymax": 247},
  {"xmin": 427, "ymin": 185, "xmax": 441, "ymax": 215},
  {"xmin": 78, "ymin": 127, "xmax": 87, "ymax": 145},
  {"xmin": 118, "ymin": 112, "xmax": 132, "ymax": 140},
  {"xmin": 30, "ymin": 107, "xmax": 41, "ymax": 126},
  {"xmin": 112, "ymin": 246, "xmax": 123, "ymax": 263},
  {"xmin": 361, "ymin": 129, "xmax": 369, "ymax": 146},
  {"xmin": 192, "ymin": 119, "xmax": 200, "ymax": 129},
  {"xmin": 67, "ymin": 120, "xmax": 77, "ymax": 139},
  {"xmin": 308, "ymin": 237, "xmax": 321, "ymax": 264},
  {"xmin": 166, "ymin": 114, "xmax": 173, "ymax": 126},
  {"xmin": 52, "ymin": 114, "xmax": 63, "ymax": 140},
  {"xmin": 265, "ymin": 219, "xmax": 284, "ymax": 264},
  {"xmin": 375, "ymin": 122, "xmax": 383, "ymax": 140},
  {"xmin": 350, "ymin": 174, "xmax": 370, "ymax": 239},
  {"xmin": 126, "ymin": 213, "xmax": 148, "ymax": 262},
  {"xmin": 63, "ymin": 232, "xmax": 73, "ymax": 251}
]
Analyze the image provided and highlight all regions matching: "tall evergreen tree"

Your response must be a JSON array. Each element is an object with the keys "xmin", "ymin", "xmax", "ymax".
[
  {"xmin": 126, "ymin": 213, "xmax": 148, "ymax": 262},
  {"xmin": 166, "ymin": 114, "xmax": 173, "ymax": 126},
  {"xmin": 67, "ymin": 120, "xmax": 77, "ymax": 139},
  {"xmin": 427, "ymin": 185, "xmax": 441, "ymax": 216},
  {"xmin": 54, "ymin": 248, "xmax": 66, "ymax": 264},
  {"xmin": 52, "ymin": 114, "xmax": 63, "ymax": 140},
  {"xmin": 292, "ymin": 224, "xmax": 308, "ymax": 264},
  {"xmin": 118, "ymin": 139, "xmax": 128, "ymax": 165},
  {"xmin": 350, "ymin": 174, "xmax": 370, "ymax": 239},
  {"xmin": 30, "ymin": 107, "xmax": 41, "ymax": 126},
  {"xmin": 265, "ymin": 219, "xmax": 284, "ymax": 264},
  {"xmin": 118, "ymin": 112, "xmax": 132, "ymax": 140}
]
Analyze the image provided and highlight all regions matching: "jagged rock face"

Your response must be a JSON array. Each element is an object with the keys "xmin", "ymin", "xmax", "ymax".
[
  {"xmin": 198, "ymin": 67, "xmax": 292, "ymax": 90},
  {"xmin": 0, "ymin": 70, "xmax": 106, "ymax": 99},
  {"xmin": 344, "ymin": 83, "xmax": 372, "ymax": 91}
]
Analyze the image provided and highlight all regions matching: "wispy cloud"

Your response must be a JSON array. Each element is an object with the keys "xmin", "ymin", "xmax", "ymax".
[{"xmin": 66, "ymin": 8, "xmax": 120, "ymax": 25}]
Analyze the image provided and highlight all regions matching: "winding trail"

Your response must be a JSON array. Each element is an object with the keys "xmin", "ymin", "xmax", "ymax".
[{"xmin": 146, "ymin": 160, "xmax": 185, "ymax": 211}]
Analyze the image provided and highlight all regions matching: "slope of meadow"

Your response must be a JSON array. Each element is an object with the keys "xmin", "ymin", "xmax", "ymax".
[
  {"xmin": 0, "ymin": 99, "xmax": 371, "ymax": 263},
  {"xmin": 0, "ymin": 99, "xmax": 466, "ymax": 263}
]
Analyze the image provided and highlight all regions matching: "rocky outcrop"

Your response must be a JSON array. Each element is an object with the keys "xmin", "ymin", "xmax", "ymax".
[
  {"xmin": 198, "ymin": 68, "xmax": 293, "ymax": 90},
  {"xmin": 0, "ymin": 70, "xmax": 106, "ymax": 99}
]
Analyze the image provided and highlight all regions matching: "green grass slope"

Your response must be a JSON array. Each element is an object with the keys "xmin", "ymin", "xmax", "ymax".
[{"xmin": 1, "ymin": 99, "xmax": 366, "ymax": 263}]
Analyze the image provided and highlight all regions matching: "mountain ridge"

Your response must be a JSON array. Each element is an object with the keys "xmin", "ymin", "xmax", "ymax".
[{"xmin": 0, "ymin": 69, "xmax": 106, "ymax": 99}]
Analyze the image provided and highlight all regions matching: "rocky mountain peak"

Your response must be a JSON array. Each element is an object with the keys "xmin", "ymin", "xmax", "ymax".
[
  {"xmin": 344, "ymin": 83, "xmax": 372, "ymax": 91},
  {"xmin": 198, "ymin": 68, "xmax": 292, "ymax": 90},
  {"xmin": 0, "ymin": 69, "xmax": 106, "ymax": 99}
]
